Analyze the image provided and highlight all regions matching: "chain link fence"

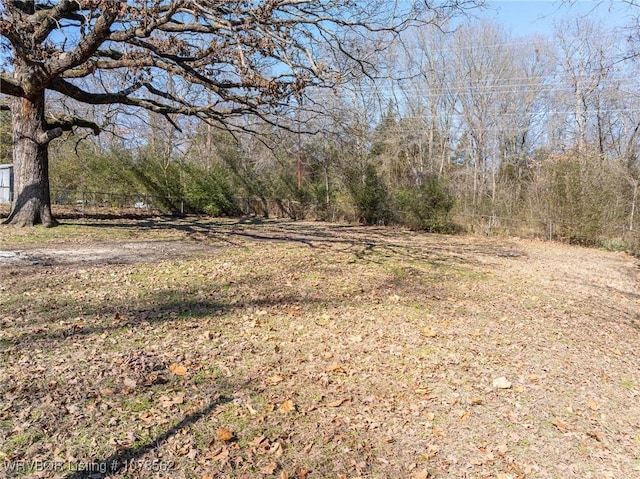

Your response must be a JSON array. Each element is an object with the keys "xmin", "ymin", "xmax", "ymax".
[
  {"xmin": 50, "ymin": 189, "xmax": 306, "ymax": 219},
  {"xmin": 2, "ymin": 189, "xmax": 635, "ymax": 254},
  {"xmin": 454, "ymin": 212, "xmax": 640, "ymax": 253},
  {"xmin": 52, "ymin": 189, "xmax": 184, "ymax": 215}
]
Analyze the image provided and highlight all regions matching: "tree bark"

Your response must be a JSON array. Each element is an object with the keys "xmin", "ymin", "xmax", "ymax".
[{"xmin": 4, "ymin": 95, "xmax": 59, "ymax": 227}]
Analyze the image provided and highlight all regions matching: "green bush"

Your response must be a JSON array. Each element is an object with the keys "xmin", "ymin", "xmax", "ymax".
[
  {"xmin": 600, "ymin": 239, "xmax": 626, "ymax": 252},
  {"xmin": 182, "ymin": 163, "xmax": 239, "ymax": 216},
  {"xmin": 131, "ymin": 156, "xmax": 184, "ymax": 213},
  {"xmin": 50, "ymin": 142, "xmax": 138, "ymax": 196},
  {"xmin": 345, "ymin": 162, "xmax": 390, "ymax": 225},
  {"xmin": 394, "ymin": 175, "xmax": 455, "ymax": 232},
  {"xmin": 132, "ymin": 156, "xmax": 239, "ymax": 216}
]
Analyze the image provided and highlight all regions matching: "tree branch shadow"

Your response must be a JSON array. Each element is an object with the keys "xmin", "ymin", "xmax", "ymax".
[
  {"xmin": 64, "ymin": 395, "xmax": 232, "ymax": 479},
  {"xmin": 3, "ymin": 292, "xmax": 332, "ymax": 353}
]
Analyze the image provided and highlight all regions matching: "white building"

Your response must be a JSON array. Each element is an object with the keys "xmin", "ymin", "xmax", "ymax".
[{"xmin": 0, "ymin": 164, "xmax": 13, "ymax": 203}]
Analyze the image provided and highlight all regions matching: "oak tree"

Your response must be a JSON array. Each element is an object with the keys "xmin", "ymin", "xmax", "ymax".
[{"xmin": 0, "ymin": 0, "xmax": 481, "ymax": 226}]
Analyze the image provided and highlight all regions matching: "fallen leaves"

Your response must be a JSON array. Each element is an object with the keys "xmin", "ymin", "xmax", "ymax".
[
  {"xmin": 267, "ymin": 440, "xmax": 284, "ymax": 457},
  {"xmin": 496, "ymin": 473, "xmax": 517, "ymax": 479},
  {"xmin": 294, "ymin": 467, "xmax": 309, "ymax": 479},
  {"xmin": 587, "ymin": 430, "xmax": 604, "ymax": 442},
  {"xmin": 422, "ymin": 328, "xmax": 438, "ymax": 338},
  {"xmin": 420, "ymin": 444, "xmax": 440, "ymax": 461},
  {"xmin": 260, "ymin": 462, "xmax": 278, "ymax": 474},
  {"xmin": 123, "ymin": 377, "xmax": 137, "ymax": 390},
  {"xmin": 551, "ymin": 417, "xmax": 570, "ymax": 433},
  {"xmin": 587, "ymin": 400, "xmax": 602, "ymax": 411},
  {"xmin": 144, "ymin": 371, "xmax": 167, "ymax": 385},
  {"xmin": 169, "ymin": 363, "xmax": 187, "ymax": 376},
  {"xmin": 278, "ymin": 399, "xmax": 296, "ymax": 414},
  {"xmin": 414, "ymin": 386, "xmax": 431, "ymax": 395},
  {"xmin": 455, "ymin": 409, "xmax": 471, "ymax": 421},
  {"xmin": 216, "ymin": 427, "xmax": 234, "ymax": 442},
  {"xmin": 202, "ymin": 330, "xmax": 215, "ymax": 341},
  {"xmin": 266, "ymin": 375, "xmax": 285, "ymax": 385},
  {"xmin": 3, "ymin": 223, "xmax": 639, "ymax": 479},
  {"xmin": 208, "ymin": 446, "xmax": 229, "ymax": 462},
  {"xmin": 326, "ymin": 364, "xmax": 346, "ymax": 374},
  {"xmin": 99, "ymin": 387, "xmax": 114, "ymax": 396},
  {"xmin": 159, "ymin": 392, "xmax": 185, "ymax": 407},
  {"xmin": 410, "ymin": 470, "xmax": 430, "ymax": 479},
  {"xmin": 327, "ymin": 397, "xmax": 349, "ymax": 407}
]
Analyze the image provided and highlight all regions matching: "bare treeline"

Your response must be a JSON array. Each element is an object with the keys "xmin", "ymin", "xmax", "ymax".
[{"xmin": 44, "ymin": 16, "xmax": 639, "ymax": 250}]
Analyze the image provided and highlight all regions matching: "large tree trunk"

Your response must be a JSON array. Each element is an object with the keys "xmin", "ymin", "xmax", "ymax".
[{"xmin": 4, "ymin": 95, "xmax": 59, "ymax": 227}]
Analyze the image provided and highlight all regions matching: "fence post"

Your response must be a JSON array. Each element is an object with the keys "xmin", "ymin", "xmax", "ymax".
[{"xmin": 548, "ymin": 220, "xmax": 553, "ymax": 242}]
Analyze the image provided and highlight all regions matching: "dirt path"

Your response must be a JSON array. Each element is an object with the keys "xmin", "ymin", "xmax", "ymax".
[{"xmin": 0, "ymin": 241, "xmax": 219, "ymax": 266}]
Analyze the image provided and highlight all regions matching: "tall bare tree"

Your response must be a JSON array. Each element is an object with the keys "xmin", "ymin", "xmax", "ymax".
[{"xmin": 0, "ymin": 0, "xmax": 483, "ymax": 226}]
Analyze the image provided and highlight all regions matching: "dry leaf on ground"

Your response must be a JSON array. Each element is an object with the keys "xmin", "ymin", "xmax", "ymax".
[
  {"xmin": 551, "ymin": 417, "xmax": 570, "ymax": 433},
  {"xmin": 216, "ymin": 427, "xmax": 234, "ymax": 442},
  {"xmin": 278, "ymin": 399, "xmax": 296, "ymax": 414},
  {"xmin": 169, "ymin": 363, "xmax": 187, "ymax": 376},
  {"xmin": 587, "ymin": 400, "xmax": 602, "ymax": 411},
  {"xmin": 422, "ymin": 328, "xmax": 438, "ymax": 338},
  {"xmin": 260, "ymin": 462, "xmax": 278, "ymax": 474},
  {"xmin": 266, "ymin": 375, "xmax": 285, "ymax": 384}
]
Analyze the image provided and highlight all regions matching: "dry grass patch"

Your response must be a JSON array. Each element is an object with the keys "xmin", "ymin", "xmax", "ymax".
[{"xmin": 0, "ymin": 218, "xmax": 638, "ymax": 478}]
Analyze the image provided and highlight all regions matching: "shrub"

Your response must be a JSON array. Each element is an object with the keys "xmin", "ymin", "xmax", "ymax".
[
  {"xmin": 601, "ymin": 239, "xmax": 626, "ymax": 252},
  {"xmin": 394, "ymin": 175, "xmax": 455, "ymax": 232},
  {"xmin": 345, "ymin": 162, "xmax": 390, "ymax": 225},
  {"xmin": 182, "ymin": 163, "xmax": 239, "ymax": 216}
]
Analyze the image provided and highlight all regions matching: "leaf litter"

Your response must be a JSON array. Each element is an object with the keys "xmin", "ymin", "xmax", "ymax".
[{"xmin": 0, "ymin": 218, "xmax": 638, "ymax": 478}]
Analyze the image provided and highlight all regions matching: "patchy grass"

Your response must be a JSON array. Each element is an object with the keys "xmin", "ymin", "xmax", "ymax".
[{"xmin": 0, "ymin": 217, "xmax": 639, "ymax": 479}]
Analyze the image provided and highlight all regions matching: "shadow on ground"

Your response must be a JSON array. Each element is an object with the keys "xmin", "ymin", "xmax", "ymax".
[
  {"xmin": 63, "ymin": 394, "xmax": 233, "ymax": 479},
  {"xmin": 25, "ymin": 215, "xmax": 528, "ymax": 268}
]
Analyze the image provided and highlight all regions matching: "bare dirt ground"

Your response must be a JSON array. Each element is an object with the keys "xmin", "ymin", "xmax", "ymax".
[{"xmin": 0, "ymin": 217, "xmax": 638, "ymax": 479}]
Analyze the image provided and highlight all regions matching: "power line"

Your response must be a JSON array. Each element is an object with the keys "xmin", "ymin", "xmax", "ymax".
[
  {"xmin": 305, "ymin": 77, "xmax": 640, "ymax": 96},
  {"xmin": 398, "ymin": 31, "xmax": 634, "ymax": 54}
]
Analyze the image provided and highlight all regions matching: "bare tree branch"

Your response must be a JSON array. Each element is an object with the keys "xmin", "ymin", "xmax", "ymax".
[
  {"xmin": 31, "ymin": 0, "xmax": 83, "ymax": 44},
  {"xmin": 0, "ymin": 0, "xmax": 484, "ymax": 226},
  {"xmin": 0, "ymin": 76, "xmax": 26, "ymax": 97},
  {"xmin": 44, "ymin": 4, "xmax": 120, "ymax": 79},
  {"xmin": 35, "ymin": 126, "xmax": 63, "ymax": 145},
  {"xmin": 47, "ymin": 114, "xmax": 101, "ymax": 135}
]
